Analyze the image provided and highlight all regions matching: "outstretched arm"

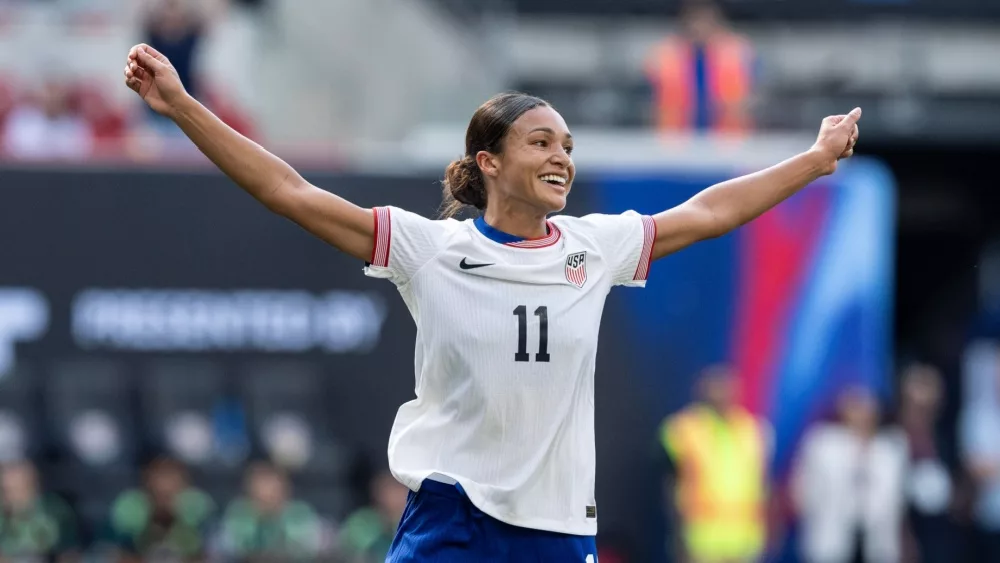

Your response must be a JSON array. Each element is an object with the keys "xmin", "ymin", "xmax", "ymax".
[
  {"xmin": 124, "ymin": 44, "xmax": 373, "ymax": 262},
  {"xmin": 650, "ymin": 108, "xmax": 862, "ymax": 260}
]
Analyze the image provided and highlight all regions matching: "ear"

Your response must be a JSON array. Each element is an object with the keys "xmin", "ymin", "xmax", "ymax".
[{"xmin": 476, "ymin": 150, "xmax": 501, "ymax": 179}]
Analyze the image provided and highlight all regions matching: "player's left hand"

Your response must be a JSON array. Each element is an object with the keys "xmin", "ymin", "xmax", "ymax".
[{"xmin": 810, "ymin": 107, "xmax": 862, "ymax": 175}]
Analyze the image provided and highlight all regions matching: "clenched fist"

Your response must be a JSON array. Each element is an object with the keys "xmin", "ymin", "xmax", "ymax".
[
  {"xmin": 123, "ymin": 43, "xmax": 189, "ymax": 117},
  {"xmin": 811, "ymin": 107, "xmax": 862, "ymax": 176}
]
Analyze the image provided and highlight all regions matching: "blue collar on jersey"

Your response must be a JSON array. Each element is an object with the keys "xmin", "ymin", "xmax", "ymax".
[
  {"xmin": 474, "ymin": 216, "xmax": 550, "ymax": 244},
  {"xmin": 474, "ymin": 216, "xmax": 523, "ymax": 244}
]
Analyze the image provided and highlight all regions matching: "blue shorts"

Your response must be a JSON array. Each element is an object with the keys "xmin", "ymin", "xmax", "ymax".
[{"xmin": 386, "ymin": 479, "xmax": 598, "ymax": 562}]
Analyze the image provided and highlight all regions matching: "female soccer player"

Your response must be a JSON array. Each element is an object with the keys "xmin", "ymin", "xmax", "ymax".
[{"xmin": 124, "ymin": 44, "xmax": 860, "ymax": 562}]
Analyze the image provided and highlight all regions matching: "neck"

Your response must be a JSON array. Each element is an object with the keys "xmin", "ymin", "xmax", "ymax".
[
  {"xmin": 901, "ymin": 405, "xmax": 933, "ymax": 427},
  {"xmin": 850, "ymin": 425, "xmax": 876, "ymax": 440},
  {"xmin": 482, "ymin": 201, "xmax": 549, "ymax": 240},
  {"xmin": 700, "ymin": 401, "xmax": 730, "ymax": 416}
]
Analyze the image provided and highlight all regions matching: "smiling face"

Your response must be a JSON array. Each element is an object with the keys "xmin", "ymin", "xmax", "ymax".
[{"xmin": 478, "ymin": 105, "xmax": 576, "ymax": 215}]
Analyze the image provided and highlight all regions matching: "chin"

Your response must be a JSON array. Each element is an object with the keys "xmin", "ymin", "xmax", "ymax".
[
  {"xmin": 540, "ymin": 194, "xmax": 567, "ymax": 214},
  {"xmin": 533, "ymin": 186, "xmax": 569, "ymax": 213}
]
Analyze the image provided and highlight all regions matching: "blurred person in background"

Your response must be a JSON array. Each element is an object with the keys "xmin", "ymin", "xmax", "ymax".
[
  {"xmin": 216, "ymin": 461, "xmax": 324, "ymax": 561},
  {"xmin": 339, "ymin": 469, "xmax": 410, "ymax": 563},
  {"xmin": 140, "ymin": 0, "xmax": 209, "ymax": 134},
  {"xmin": 659, "ymin": 364, "xmax": 771, "ymax": 563},
  {"xmin": 143, "ymin": 0, "xmax": 207, "ymax": 101},
  {"xmin": 136, "ymin": 0, "xmax": 255, "ymax": 144},
  {"xmin": 792, "ymin": 386, "xmax": 909, "ymax": 563},
  {"xmin": 0, "ymin": 460, "xmax": 81, "ymax": 562},
  {"xmin": 1, "ymin": 79, "xmax": 93, "ymax": 160},
  {"xmin": 644, "ymin": 0, "xmax": 756, "ymax": 134},
  {"xmin": 959, "ymin": 354, "xmax": 1000, "ymax": 562},
  {"xmin": 108, "ymin": 456, "xmax": 216, "ymax": 563},
  {"xmin": 898, "ymin": 363, "xmax": 957, "ymax": 563}
]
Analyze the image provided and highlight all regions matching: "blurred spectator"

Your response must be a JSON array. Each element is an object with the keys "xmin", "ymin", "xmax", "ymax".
[
  {"xmin": 108, "ymin": 456, "xmax": 216, "ymax": 563},
  {"xmin": 141, "ymin": 0, "xmax": 209, "ymax": 137},
  {"xmin": 0, "ymin": 460, "xmax": 80, "ymax": 562},
  {"xmin": 216, "ymin": 461, "xmax": 324, "ymax": 561},
  {"xmin": 899, "ymin": 363, "xmax": 957, "ymax": 563},
  {"xmin": 792, "ymin": 386, "xmax": 909, "ymax": 563},
  {"xmin": 658, "ymin": 364, "xmax": 770, "ymax": 563},
  {"xmin": 959, "ymin": 349, "xmax": 1000, "ymax": 563},
  {"xmin": 339, "ymin": 469, "xmax": 408, "ymax": 563},
  {"xmin": 644, "ymin": 0, "xmax": 756, "ymax": 133},
  {"xmin": 1, "ymin": 79, "xmax": 93, "ymax": 160},
  {"xmin": 143, "ymin": 0, "xmax": 207, "ymax": 101}
]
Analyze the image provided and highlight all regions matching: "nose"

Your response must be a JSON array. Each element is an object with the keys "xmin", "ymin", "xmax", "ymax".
[{"xmin": 550, "ymin": 147, "xmax": 571, "ymax": 167}]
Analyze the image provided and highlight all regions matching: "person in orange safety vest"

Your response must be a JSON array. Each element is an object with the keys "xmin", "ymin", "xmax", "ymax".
[{"xmin": 644, "ymin": 0, "xmax": 757, "ymax": 133}]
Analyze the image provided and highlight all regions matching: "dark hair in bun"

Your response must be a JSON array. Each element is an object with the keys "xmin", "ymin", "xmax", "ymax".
[{"xmin": 440, "ymin": 92, "xmax": 549, "ymax": 218}]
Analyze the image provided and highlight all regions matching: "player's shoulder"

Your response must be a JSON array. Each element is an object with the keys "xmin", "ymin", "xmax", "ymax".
[
  {"xmin": 380, "ymin": 205, "xmax": 467, "ymax": 237},
  {"xmin": 549, "ymin": 210, "xmax": 644, "ymax": 229},
  {"xmin": 380, "ymin": 205, "xmax": 460, "ymax": 225},
  {"xmin": 549, "ymin": 211, "xmax": 645, "ymax": 241}
]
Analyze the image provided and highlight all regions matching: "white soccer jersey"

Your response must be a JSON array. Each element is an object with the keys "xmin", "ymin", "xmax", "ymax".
[{"xmin": 363, "ymin": 205, "xmax": 656, "ymax": 536}]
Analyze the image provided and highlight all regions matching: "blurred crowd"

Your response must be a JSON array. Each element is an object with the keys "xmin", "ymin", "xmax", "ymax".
[
  {"xmin": 0, "ymin": 455, "xmax": 408, "ymax": 563},
  {"xmin": 0, "ymin": 357, "xmax": 416, "ymax": 563},
  {"xmin": 658, "ymin": 357, "xmax": 1000, "ymax": 563},
  {"xmin": 0, "ymin": 0, "xmax": 255, "ymax": 162},
  {"xmin": 0, "ymin": 0, "xmax": 756, "ymax": 164}
]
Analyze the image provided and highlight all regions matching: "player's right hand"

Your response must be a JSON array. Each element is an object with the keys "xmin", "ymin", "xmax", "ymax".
[{"xmin": 124, "ymin": 44, "xmax": 187, "ymax": 117}]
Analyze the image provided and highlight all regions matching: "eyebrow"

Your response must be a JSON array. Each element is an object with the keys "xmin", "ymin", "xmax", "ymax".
[{"xmin": 529, "ymin": 127, "xmax": 572, "ymax": 139}]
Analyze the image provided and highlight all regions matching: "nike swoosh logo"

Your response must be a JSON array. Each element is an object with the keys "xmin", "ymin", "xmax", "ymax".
[{"xmin": 460, "ymin": 258, "xmax": 494, "ymax": 270}]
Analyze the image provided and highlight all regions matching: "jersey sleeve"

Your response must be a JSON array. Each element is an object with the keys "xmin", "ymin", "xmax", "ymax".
[
  {"xmin": 578, "ymin": 211, "xmax": 657, "ymax": 287},
  {"xmin": 363, "ymin": 206, "xmax": 451, "ymax": 286}
]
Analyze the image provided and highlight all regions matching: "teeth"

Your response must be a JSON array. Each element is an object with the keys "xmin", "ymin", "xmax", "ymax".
[{"xmin": 540, "ymin": 175, "xmax": 567, "ymax": 185}]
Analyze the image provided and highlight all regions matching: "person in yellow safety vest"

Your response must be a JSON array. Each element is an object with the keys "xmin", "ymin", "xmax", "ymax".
[
  {"xmin": 659, "ymin": 365, "xmax": 772, "ymax": 563},
  {"xmin": 644, "ymin": 0, "xmax": 756, "ymax": 134}
]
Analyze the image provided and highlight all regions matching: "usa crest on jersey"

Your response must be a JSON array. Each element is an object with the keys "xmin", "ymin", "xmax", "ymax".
[{"xmin": 565, "ymin": 251, "xmax": 588, "ymax": 288}]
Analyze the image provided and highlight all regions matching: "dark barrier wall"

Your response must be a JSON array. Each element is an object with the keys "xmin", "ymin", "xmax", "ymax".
[{"xmin": 0, "ymin": 170, "xmax": 443, "ymax": 459}]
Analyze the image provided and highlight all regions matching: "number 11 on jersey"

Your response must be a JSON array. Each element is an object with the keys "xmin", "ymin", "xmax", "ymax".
[{"xmin": 513, "ymin": 305, "xmax": 550, "ymax": 363}]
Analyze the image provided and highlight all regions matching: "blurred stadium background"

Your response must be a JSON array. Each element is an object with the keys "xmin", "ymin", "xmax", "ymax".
[{"xmin": 1, "ymin": 0, "xmax": 999, "ymax": 562}]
